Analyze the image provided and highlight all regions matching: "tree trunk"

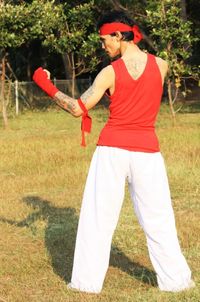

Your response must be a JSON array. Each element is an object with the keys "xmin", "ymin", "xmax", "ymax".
[
  {"xmin": 0, "ymin": 55, "xmax": 9, "ymax": 129},
  {"xmin": 167, "ymin": 78, "xmax": 176, "ymax": 123},
  {"xmin": 180, "ymin": 0, "xmax": 187, "ymax": 20},
  {"xmin": 71, "ymin": 52, "xmax": 76, "ymax": 98},
  {"xmin": 62, "ymin": 52, "xmax": 73, "ymax": 79},
  {"xmin": 62, "ymin": 52, "xmax": 80, "ymax": 98}
]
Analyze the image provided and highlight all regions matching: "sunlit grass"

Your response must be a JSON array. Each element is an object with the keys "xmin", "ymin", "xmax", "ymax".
[{"xmin": 0, "ymin": 103, "xmax": 199, "ymax": 301}]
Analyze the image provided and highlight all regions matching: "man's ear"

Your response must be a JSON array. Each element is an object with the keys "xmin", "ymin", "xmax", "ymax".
[{"xmin": 115, "ymin": 31, "xmax": 123, "ymax": 41}]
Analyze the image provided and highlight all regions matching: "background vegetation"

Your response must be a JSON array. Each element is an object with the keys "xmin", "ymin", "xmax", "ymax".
[
  {"xmin": 1, "ymin": 0, "xmax": 199, "ymax": 79},
  {"xmin": 0, "ymin": 0, "xmax": 199, "ymax": 126}
]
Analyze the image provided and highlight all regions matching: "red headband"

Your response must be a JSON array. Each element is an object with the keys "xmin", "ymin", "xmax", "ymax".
[{"xmin": 99, "ymin": 22, "xmax": 143, "ymax": 44}]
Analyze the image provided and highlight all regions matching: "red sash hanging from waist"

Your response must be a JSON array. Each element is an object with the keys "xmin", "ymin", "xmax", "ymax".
[{"xmin": 77, "ymin": 98, "xmax": 92, "ymax": 147}]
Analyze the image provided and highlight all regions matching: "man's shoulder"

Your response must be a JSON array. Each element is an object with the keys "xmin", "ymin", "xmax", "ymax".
[
  {"xmin": 100, "ymin": 64, "xmax": 115, "ymax": 77},
  {"xmin": 153, "ymin": 56, "xmax": 169, "ymax": 80},
  {"xmin": 94, "ymin": 65, "xmax": 115, "ymax": 88},
  {"xmin": 155, "ymin": 56, "xmax": 168, "ymax": 72}
]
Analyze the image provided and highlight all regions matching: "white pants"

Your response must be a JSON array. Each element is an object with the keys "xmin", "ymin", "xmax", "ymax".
[{"xmin": 70, "ymin": 146, "xmax": 192, "ymax": 293}]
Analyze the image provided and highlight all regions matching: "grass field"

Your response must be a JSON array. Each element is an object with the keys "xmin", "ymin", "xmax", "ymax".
[{"xmin": 0, "ymin": 103, "xmax": 200, "ymax": 302}]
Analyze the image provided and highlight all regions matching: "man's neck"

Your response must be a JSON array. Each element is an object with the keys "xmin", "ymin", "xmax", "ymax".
[{"xmin": 120, "ymin": 42, "xmax": 143, "ymax": 58}]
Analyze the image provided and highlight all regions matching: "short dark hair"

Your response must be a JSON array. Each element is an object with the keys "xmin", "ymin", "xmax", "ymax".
[{"xmin": 97, "ymin": 10, "xmax": 135, "ymax": 41}]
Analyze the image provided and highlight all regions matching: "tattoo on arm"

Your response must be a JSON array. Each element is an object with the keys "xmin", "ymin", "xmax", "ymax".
[
  {"xmin": 80, "ymin": 80, "xmax": 97, "ymax": 104},
  {"xmin": 54, "ymin": 91, "xmax": 76, "ymax": 114}
]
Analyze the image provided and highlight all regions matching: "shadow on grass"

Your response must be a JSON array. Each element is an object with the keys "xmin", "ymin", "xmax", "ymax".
[
  {"xmin": 110, "ymin": 246, "xmax": 157, "ymax": 287},
  {"xmin": 0, "ymin": 195, "xmax": 157, "ymax": 287},
  {"xmin": 0, "ymin": 195, "xmax": 78, "ymax": 282}
]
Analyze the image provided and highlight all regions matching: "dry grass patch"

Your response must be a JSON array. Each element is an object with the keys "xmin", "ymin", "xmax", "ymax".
[{"xmin": 0, "ymin": 104, "xmax": 199, "ymax": 301}]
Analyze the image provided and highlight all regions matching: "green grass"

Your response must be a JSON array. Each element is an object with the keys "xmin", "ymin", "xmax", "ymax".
[{"xmin": 0, "ymin": 103, "xmax": 199, "ymax": 302}]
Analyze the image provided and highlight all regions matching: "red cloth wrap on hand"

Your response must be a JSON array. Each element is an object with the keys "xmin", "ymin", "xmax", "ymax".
[
  {"xmin": 32, "ymin": 67, "xmax": 59, "ymax": 98},
  {"xmin": 78, "ymin": 98, "xmax": 92, "ymax": 147},
  {"xmin": 99, "ymin": 22, "xmax": 143, "ymax": 44}
]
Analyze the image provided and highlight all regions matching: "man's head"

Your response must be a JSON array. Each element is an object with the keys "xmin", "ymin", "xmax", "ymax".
[{"xmin": 97, "ymin": 10, "xmax": 142, "ymax": 58}]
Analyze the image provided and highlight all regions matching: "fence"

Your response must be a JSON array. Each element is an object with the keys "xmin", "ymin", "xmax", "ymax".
[
  {"xmin": 0, "ymin": 78, "xmax": 97, "ymax": 114},
  {"xmin": 1, "ymin": 79, "xmax": 199, "ymax": 116}
]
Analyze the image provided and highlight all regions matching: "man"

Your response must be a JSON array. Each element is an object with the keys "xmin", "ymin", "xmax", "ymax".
[{"xmin": 33, "ymin": 10, "xmax": 194, "ymax": 294}]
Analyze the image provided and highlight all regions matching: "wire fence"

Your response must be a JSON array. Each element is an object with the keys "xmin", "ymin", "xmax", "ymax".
[
  {"xmin": 0, "ymin": 78, "xmax": 102, "ymax": 114},
  {"xmin": 1, "ymin": 78, "xmax": 199, "ymax": 116}
]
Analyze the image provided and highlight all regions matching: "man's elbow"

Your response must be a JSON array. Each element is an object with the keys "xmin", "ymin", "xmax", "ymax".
[{"xmin": 72, "ymin": 111, "xmax": 82, "ymax": 118}]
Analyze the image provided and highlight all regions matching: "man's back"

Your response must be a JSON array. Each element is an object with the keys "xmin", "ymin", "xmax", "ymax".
[{"xmin": 97, "ymin": 52, "xmax": 163, "ymax": 152}]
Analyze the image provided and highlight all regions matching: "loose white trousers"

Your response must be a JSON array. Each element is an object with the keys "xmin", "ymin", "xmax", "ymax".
[{"xmin": 70, "ymin": 146, "xmax": 192, "ymax": 293}]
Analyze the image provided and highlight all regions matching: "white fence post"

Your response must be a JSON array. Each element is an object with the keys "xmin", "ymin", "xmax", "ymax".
[{"xmin": 15, "ymin": 80, "xmax": 19, "ymax": 115}]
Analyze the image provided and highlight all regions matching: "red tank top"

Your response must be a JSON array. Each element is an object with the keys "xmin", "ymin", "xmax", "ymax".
[{"xmin": 97, "ymin": 53, "xmax": 163, "ymax": 152}]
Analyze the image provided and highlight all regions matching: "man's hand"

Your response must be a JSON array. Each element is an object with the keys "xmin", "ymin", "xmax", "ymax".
[{"xmin": 32, "ymin": 67, "xmax": 59, "ymax": 98}]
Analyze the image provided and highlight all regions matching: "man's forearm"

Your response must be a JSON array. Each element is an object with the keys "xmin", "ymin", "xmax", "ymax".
[
  {"xmin": 54, "ymin": 91, "xmax": 78, "ymax": 115},
  {"xmin": 54, "ymin": 85, "xmax": 95, "ymax": 116}
]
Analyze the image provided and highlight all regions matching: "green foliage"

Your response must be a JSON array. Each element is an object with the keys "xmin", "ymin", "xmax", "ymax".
[
  {"xmin": 43, "ymin": 1, "xmax": 100, "ymax": 73},
  {"xmin": 0, "ymin": 0, "xmax": 199, "ymax": 81},
  {"xmin": 146, "ymin": 0, "xmax": 199, "ymax": 83},
  {"xmin": 0, "ymin": 2, "xmax": 28, "ymax": 48},
  {"xmin": 0, "ymin": 0, "xmax": 63, "ymax": 49}
]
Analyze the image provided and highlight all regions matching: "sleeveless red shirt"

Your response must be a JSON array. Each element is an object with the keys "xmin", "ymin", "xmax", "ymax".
[{"xmin": 97, "ymin": 53, "xmax": 163, "ymax": 152}]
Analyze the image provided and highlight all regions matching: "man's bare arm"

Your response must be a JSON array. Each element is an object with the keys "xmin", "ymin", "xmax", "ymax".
[
  {"xmin": 32, "ymin": 66, "xmax": 113, "ymax": 117},
  {"xmin": 80, "ymin": 66, "xmax": 114, "ymax": 110},
  {"xmin": 80, "ymin": 81, "xmax": 97, "ymax": 104},
  {"xmin": 53, "ymin": 66, "xmax": 114, "ymax": 116}
]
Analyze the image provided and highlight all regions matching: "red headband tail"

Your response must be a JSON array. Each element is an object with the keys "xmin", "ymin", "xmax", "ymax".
[
  {"xmin": 132, "ymin": 25, "xmax": 143, "ymax": 44},
  {"xmin": 99, "ymin": 22, "xmax": 143, "ymax": 44}
]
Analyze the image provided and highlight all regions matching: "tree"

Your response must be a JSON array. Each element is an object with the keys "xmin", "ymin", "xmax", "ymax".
[
  {"xmin": 0, "ymin": 0, "xmax": 62, "ymax": 127},
  {"xmin": 186, "ymin": 0, "xmax": 200, "ymax": 66},
  {"xmin": 43, "ymin": 1, "xmax": 100, "ymax": 97},
  {"xmin": 0, "ymin": 1, "xmax": 28, "ymax": 128},
  {"xmin": 145, "ymin": 0, "xmax": 199, "ymax": 118}
]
